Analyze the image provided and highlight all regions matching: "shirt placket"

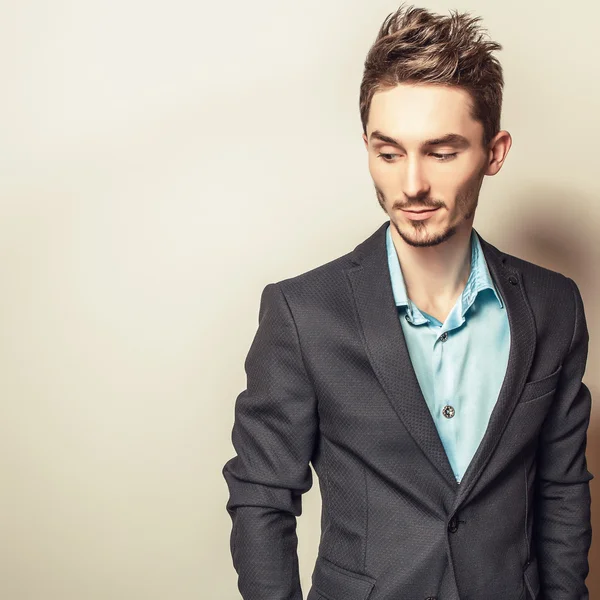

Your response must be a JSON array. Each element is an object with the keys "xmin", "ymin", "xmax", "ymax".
[{"xmin": 430, "ymin": 318, "xmax": 461, "ymax": 481}]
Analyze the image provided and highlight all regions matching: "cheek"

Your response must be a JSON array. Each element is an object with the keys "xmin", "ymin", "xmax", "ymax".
[
  {"xmin": 437, "ymin": 168, "xmax": 475, "ymax": 195},
  {"xmin": 368, "ymin": 159, "xmax": 394, "ymax": 185},
  {"xmin": 367, "ymin": 154, "xmax": 380, "ymax": 174},
  {"xmin": 437, "ymin": 166, "xmax": 466, "ymax": 184}
]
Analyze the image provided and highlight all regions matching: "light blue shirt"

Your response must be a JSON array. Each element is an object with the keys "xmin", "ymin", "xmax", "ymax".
[{"xmin": 385, "ymin": 223, "xmax": 510, "ymax": 483}]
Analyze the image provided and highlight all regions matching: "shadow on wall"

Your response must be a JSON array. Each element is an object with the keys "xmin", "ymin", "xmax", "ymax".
[{"xmin": 491, "ymin": 187, "xmax": 599, "ymax": 598}]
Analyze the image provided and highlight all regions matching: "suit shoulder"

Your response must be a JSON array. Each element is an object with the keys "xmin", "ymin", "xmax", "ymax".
[
  {"xmin": 261, "ymin": 222, "xmax": 388, "ymax": 301},
  {"xmin": 254, "ymin": 250, "xmax": 358, "ymax": 324},
  {"xmin": 495, "ymin": 245, "xmax": 577, "ymax": 313},
  {"xmin": 500, "ymin": 247, "xmax": 571, "ymax": 286},
  {"xmin": 271, "ymin": 249, "xmax": 355, "ymax": 296}
]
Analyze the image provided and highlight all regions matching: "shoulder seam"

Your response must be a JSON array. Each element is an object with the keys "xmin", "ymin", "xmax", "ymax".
[{"xmin": 566, "ymin": 276, "xmax": 579, "ymax": 357}]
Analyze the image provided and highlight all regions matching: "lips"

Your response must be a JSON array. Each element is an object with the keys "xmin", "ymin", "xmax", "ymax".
[{"xmin": 401, "ymin": 207, "xmax": 440, "ymax": 221}]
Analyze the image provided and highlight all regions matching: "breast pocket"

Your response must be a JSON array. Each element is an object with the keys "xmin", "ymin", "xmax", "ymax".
[{"xmin": 519, "ymin": 364, "xmax": 562, "ymax": 404}]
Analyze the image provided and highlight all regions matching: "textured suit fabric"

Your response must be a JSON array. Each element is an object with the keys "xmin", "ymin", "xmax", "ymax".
[
  {"xmin": 222, "ymin": 220, "xmax": 593, "ymax": 600},
  {"xmin": 386, "ymin": 223, "xmax": 511, "ymax": 483}
]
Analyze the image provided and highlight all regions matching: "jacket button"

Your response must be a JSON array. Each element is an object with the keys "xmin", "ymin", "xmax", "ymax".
[
  {"xmin": 508, "ymin": 275, "xmax": 518, "ymax": 285},
  {"xmin": 425, "ymin": 597, "xmax": 437, "ymax": 600},
  {"xmin": 448, "ymin": 516, "xmax": 459, "ymax": 533}
]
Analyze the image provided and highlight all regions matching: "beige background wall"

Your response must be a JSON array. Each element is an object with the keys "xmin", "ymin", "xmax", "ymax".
[{"xmin": 1, "ymin": 0, "xmax": 598, "ymax": 598}]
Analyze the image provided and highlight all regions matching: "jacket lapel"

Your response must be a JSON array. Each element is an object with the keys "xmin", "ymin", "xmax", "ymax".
[
  {"xmin": 345, "ymin": 221, "xmax": 459, "ymax": 490},
  {"xmin": 452, "ymin": 231, "xmax": 536, "ymax": 508},
  {"xmin": 344, "ymin": 221, "xmax": 537, "ymax": 503}
]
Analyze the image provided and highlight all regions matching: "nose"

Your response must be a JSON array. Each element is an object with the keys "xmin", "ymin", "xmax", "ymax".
[{"xmin": 402, "ymin": 156, "xmax": 430, "ymax": 200}]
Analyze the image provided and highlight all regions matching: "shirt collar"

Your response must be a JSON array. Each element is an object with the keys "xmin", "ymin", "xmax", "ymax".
[{"xmin": 385, "ymin": 222, "xmax": 503, "ymax": 324}]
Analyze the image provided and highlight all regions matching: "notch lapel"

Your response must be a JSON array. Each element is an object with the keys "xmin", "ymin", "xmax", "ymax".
[
  {"xmin": 345, "ymin": 221, "xmax": 459, "ymax": 490},
  {"xmin": 452, "ymin": 232, "xmax": 536, "ymax": 508}
]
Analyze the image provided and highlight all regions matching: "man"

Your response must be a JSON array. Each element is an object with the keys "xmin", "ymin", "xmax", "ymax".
[{"xmin": 222, "ymin": 5, "xmax": 593, "ymax": 599}]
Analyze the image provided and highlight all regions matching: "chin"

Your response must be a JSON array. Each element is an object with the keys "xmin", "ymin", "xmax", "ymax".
[{"xmin": 394, "ymin": 221, "xmax": 458, "ymax": 248}]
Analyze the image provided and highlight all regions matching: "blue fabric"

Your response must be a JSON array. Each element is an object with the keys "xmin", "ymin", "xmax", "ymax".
[{"xmin": 385, "ymin": 223, "xmax": 510, "ymax": 482}]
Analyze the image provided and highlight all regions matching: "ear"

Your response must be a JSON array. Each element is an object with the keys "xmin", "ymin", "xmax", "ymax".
[{"xmin": 485, "ymin": 130, "xmax": 512, "ymax": 176}]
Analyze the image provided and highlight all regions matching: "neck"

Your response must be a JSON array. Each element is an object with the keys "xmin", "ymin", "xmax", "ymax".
[{"xmin": 390, "ymin": 223, "xmax": 473, "ymax": 313}]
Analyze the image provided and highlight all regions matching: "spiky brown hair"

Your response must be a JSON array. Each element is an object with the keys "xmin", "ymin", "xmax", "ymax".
[{"xmin": 359, "ymin": 4, "xmax": 504, "ymax": 148}]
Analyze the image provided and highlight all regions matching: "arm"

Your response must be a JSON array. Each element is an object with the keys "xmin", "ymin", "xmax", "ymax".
[
  {"xmin": 533, "ymin": 277, "xmax": 594, "ymax": 599},
  {"xmin": 222, "ymin": 282, "xmax": 318, "ymax": 600}
]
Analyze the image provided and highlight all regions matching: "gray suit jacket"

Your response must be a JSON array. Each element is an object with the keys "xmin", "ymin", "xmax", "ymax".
[{"xmin": 223, "ymin": 221, "xmax": 593, "ymax": 600}]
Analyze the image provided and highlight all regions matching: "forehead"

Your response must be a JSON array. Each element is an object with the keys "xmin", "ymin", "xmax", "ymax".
[{"xmin": 368, "ymin": 83, "xmax": 481, "ymax": 142}]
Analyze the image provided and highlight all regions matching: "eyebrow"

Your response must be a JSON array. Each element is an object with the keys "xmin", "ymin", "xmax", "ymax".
[{"xmin": 369, "ymin": 130, "xmax": 471, "ymax": 149}]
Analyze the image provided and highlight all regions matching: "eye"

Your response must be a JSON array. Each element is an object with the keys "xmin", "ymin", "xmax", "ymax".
[
  {"xmin": 377, "ymin": 153, "xmax": 398, "ymax": 162},
  {"xmin": 430, "ymin": 152, "xmax": 458, "ymax": 161}
]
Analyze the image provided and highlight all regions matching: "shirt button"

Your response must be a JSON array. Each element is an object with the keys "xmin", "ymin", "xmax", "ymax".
[
  {"xmin": 405, "ymin": 314, "xmax": 410, "ymax": 322},
  {"xmin": 439, "ymin": 332, "xmax": 448, "ymax": 342},
  {"xmin": 442, "ymin": 405, "xmax": 455, "ymax": 418}
]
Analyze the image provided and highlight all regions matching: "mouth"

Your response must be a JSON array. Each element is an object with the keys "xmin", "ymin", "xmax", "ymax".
[{"xmin": 401, "ymin": 207, "xmax": 440, "ymax": 220}]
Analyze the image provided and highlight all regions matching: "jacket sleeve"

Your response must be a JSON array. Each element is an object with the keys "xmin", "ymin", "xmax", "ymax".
[
  {"xmin": 222, "ymin": 282, "xmax": 319, "ymax": 600},
  {"xmin": 533, "ymin": 277, "xmax": 594, "ymax": 599}
]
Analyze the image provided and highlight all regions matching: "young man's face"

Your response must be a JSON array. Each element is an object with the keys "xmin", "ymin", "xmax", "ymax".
[{"xmin": 362, "ymin": 83, "xmax": 504, "ymax": 248}]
